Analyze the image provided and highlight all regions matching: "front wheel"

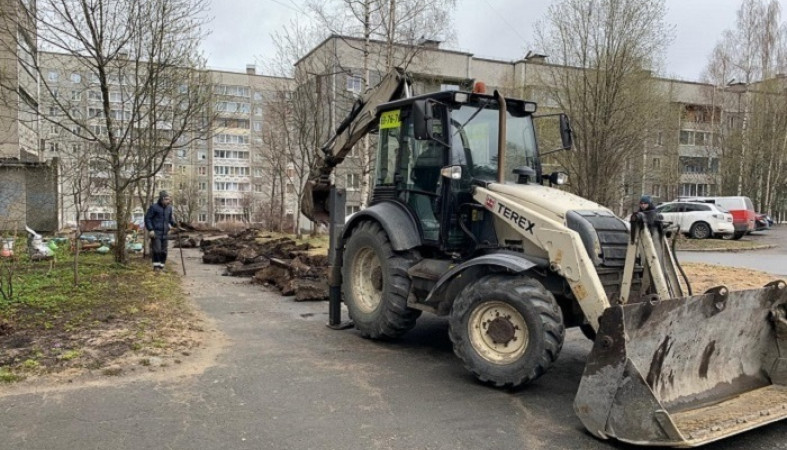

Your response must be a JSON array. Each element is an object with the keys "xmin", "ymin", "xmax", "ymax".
[
  {"xmin": 449, "ymin": 274, "xmax": 565, "ymax": 388},
  {"xmin": 342, "ymin": 221, "xmax": 421, "ymax": 339}
]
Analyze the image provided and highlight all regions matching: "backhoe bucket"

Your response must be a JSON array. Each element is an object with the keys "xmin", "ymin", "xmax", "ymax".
[{"xmin": 575, "ymin": 281, "xmax": 787, "ymax": 447}]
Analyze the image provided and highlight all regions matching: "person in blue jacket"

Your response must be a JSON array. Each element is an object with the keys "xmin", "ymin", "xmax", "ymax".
[{"xmin": 144, "ymin": 190, "xmax": 177, "ymax": 272}]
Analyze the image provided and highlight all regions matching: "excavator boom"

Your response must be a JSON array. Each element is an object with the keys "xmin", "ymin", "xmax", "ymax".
[{"xmin": 301, "ymin": 67, "xmax": 412, "ymax": 223}]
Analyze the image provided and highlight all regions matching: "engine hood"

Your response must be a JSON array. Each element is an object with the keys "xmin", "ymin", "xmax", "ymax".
[{"xmin": 484, "ymin": 182, "xmax": 612, "ymax": 222}]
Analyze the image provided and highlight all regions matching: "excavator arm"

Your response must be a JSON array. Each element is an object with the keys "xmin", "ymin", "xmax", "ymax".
[{"xmin": 301, "ymin": 67, "xmax": 412, "ymax": 223}]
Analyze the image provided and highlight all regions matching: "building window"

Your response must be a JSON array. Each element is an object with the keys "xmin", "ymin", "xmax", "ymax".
[
  {"xmin": 254, "ymin": 184, "xmax": 263, "ymax": 192},
  {"xmin": 346, "ymin": 74, "xmax": 363, "ymax": 93},
  {"xmin": 214, "ymin": 134, "xmax": 250, "ymax": 144},
  {"xmin": 199, "ymin": 182, "xmax": 207, "ymax": 190},
  {"xmin": 346, "ymin": 173, "xmax": 360, "ymax": 190},
  {"xmin": 656, "ymin": 131, "xmax": 663, "ymax": 146},
  {"xmin": 253, "ymin": 106, "xmax": 263, "ymax": 117},
  {"xmin": 679, "ymin": 130, "xmax": 691, "ymax": 145},
  {"xmin": 214, "ymin": 85, "xmax": 251, "ymax": 97},
  {"xmin": 89, "ymin": 212, "xmax": 114, "ymax": 220},
  {"xmin": 213, "ymin": 149, "xmax": 250, "ymax": 159},
  {"xmin": 253, "ymin": 121, "xmax": 262, "ymax": 132},
  {"xmin": 48, "ymin": 70, "xmax": 59, "ymax": 82},
  {"xmin": 214, "ymin": 182, "xmax": 250, "ymax": 192},
  {"xmin": 346, "ymin": 205, "xmax": 360, "ymax": 216},
  {"xmin": 215, "ymin": 101, "xmax": 250, "ymax": 113},
  {"xmin": 214, "ymin": 166, "xmax": 250, "ymax": 176},
  {"xmin": 198, "ymin": 150, "xmax": 207, "ymax": 160},
  {"xmin": 254, "ymin": 168, "xmax": 263, "ymax": 177},
  {"xmin": 198, "ymin": 166, "xmax": 207, "ymax": 175},
  {"xmin": 652, "ymin": 158, "xmax": 660, "ymax": 169},
  {"xmin": 176, "ymin": 148, "xmax": 187, "ymax": 158},
  {"xmin": 48, "ymin": 142, "xmax": 59, "ymax": 153},
  {"xmin": 253, "ymin": 91, "xmax": 263, "ymax": 101},
  {"xmin": 70, "ymin": 73, "xmax": 81, "ymax": 83},
  {"xmin": 71, "ymin": 90, "xmax": 81, "ymax": 101},
  {"xmin": 286, "ymin": 183, "xmax": 294, "ymax": 194},
  {"xmin": 198, "ymin": 213, "xmax": 207, "ymax": 222}
]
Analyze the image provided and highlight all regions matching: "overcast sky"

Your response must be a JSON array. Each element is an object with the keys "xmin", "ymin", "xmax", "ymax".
[{"xmin": 201, "ymin": 0, "xmax": 786, "ymax": 81}]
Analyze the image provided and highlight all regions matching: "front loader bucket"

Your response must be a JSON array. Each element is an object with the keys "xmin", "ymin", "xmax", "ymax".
[{"xmin": 575, "ymin": 281, "xmax": 787, "ymax": 447}]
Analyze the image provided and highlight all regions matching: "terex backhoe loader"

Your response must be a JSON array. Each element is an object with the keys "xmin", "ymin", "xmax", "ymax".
[{"xmin": 302, "ymin": 68, "xmax": 787, "ymax": 447}]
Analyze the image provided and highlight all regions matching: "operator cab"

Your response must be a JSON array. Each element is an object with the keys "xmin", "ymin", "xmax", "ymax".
[{"xmin": 373, "ymin": 90, "xmax": 562, "ymax": 254}]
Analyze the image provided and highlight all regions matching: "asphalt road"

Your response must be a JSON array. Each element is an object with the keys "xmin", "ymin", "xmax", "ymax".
[
  {"xmin": 677, "ymin": 224, "xmax": 787, "ymax": 277},
  {"xmin": 1, "ymin": 246, "xmax": 785, "ymax": 449}
]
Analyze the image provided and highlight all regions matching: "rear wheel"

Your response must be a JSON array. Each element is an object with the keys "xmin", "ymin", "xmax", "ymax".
[
  {"xmin": 689, "ymin": 222, "xmax": 711, "ymax": 239},
  {"xmin": 722, "ymin": 230, "xmax": 746, "ymax": 240},
  {"xmin": 342, "ymin": 221, "xmax": 421, "ymax": 339},
  {"xmin": 449, "ymin": 274, "xmax": 565, "ymax": 388}
]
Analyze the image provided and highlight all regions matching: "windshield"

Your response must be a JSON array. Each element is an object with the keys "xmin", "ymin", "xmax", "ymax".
[{"xmin": 449, "ymin": 102, "xmax": 538, "ymax": 183}]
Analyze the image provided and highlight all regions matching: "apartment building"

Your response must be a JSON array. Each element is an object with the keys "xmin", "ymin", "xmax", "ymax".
[
  {"xmin": 37, "ymin": 51, "xmax": 295, "ymax": 229},
  {"xmin": 0, "ymin": 0, "xmax": 58, "ymax": 232},
  {"xmin": 295, "ymin": 34, "xmax": 744, "ymax": 217}
]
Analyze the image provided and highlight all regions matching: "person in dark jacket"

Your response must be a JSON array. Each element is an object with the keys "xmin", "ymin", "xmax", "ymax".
[
  {"xmin": 144, "ymin": 190, "xmax": 177, "ymax": 272},
  {"xmin": 638, "ymin": 195, "xmax": 655, "ymax": 212}
]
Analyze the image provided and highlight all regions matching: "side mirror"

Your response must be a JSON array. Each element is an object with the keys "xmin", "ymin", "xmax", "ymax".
[
  {"xmin": 559, "ymin": 113, "xmax": 573, "ymax": 149},
  {"xmin": 412, "ymin": 100, "xmax": 434, "ymax": 140},
  {"xmin": 548, "ymin": 171, "xmax": 568, "ymax": 186}
]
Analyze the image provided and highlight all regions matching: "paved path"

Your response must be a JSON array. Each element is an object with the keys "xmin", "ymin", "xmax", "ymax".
[
  {"xmin": 677, "ymin": 225, "xmax": 787, "ymax": 277},
  {"xmin": 1, "ymin": 248, "xmax": 785, "ymax": 449}
]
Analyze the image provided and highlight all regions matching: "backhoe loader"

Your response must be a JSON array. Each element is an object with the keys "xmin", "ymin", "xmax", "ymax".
[{"xmin": 302, "ymin": 68, "xmax": 787, "ymax": 447}]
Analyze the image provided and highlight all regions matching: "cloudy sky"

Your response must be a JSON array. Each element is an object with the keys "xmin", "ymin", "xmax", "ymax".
[{"xmin": 201, "ymin": 0, "xmax": 785, "ymax": 81}]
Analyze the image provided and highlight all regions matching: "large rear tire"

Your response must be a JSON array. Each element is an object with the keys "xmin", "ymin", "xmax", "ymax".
[
  {"xmin": 448, "ymin": 274, "xmax": 565, "ymax": 388},
  {"xmin": 342, "ymin": 221, "xmax": 421, "ymax": 339}
]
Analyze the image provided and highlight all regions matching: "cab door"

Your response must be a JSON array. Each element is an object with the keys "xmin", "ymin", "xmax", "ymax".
[{"xmin": 377, "ymin": 108, "xmax": 445, "ymax": 243}]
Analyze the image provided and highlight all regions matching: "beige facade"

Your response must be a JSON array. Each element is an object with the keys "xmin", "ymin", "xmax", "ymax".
[
  {"xmin": 0, "ymin": 0, "xmax": 57, "ymax": 232},
  {"xmin": 296, "ymin": 34, "xmax": 740, "ymax": 216}
]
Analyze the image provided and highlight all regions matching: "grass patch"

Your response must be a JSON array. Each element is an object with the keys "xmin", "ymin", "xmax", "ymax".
[
  {"xmin": 674, "ymin": 235, "xmax": 771, "ymax": 251},
  {"xmin": 0, "ymin": 246, "xmax": 200, "ymax": 383}
]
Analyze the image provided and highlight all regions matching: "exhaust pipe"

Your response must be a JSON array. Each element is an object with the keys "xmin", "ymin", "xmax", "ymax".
[{"xmin": 494, "ymin": 90, "xmax": 506, "ymax": 184}]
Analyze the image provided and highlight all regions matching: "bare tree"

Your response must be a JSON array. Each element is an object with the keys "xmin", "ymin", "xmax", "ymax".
[
  {"xmin": 263, "ymin": 19, "xmax": 332, "ymax": 237},
  {"xmin": 259, "ymin": 85, "xmax": 294, "ymax": 233},
  {"xmin": 0, "ymin": 0, "xmax": 213, "ymax": 264},
  {"xmin": 534, "ymin": 0, "xmax": 673, "ymax": 209},
  {"xmin": 57, "ymin": 142, "xmax": 99, "ymax": 285},
  {"xmin": 307, "ymin": 0, "xmax": 456, "ymax": 208},
  {"xmin": 703, "ymin": 0, "xmax": 787, "ymax": 217},
  {"xmin": 170, "ymin": 167, "xmax": 203, "ymax": 224}
]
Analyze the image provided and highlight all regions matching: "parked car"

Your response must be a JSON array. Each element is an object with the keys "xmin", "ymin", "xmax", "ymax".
[
  {"xmin": 678, "ymin": 196, "xmax": 756, "ymax": 240},
  {"xmin": 754, "ymin": 213, "xmax": 773, "ymax": 231},
  {"xmin": 656, "ymin": 201, "xmax": 735, "ymax": 239}
]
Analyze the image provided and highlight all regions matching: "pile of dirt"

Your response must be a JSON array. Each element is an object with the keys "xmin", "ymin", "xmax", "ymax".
[
  {"xmin": 681, "ymin": 262, "xmax": 779, "ymax": 293},
  {"xmin": 200, "ymin": 229, "xmax": 329, "ymax": 302}
]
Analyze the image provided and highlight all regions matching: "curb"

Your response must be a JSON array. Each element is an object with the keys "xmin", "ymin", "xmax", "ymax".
[{"xmin": 677, "ymin": 244, "xmax": 776, "ymax": 253}]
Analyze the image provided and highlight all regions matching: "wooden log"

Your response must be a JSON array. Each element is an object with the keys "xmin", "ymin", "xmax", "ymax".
[{"xmin": 226, "ymin": 259, "xmax": 270, "ymax": 277}]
